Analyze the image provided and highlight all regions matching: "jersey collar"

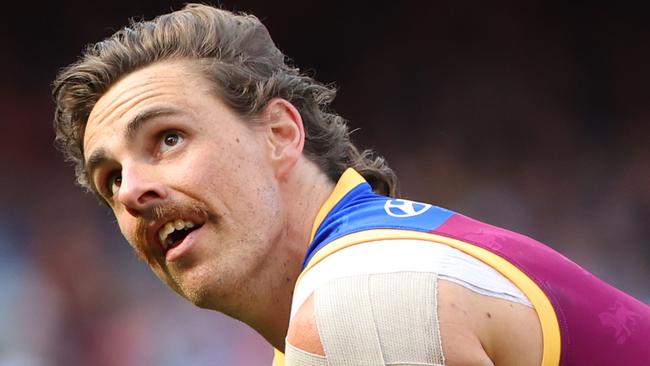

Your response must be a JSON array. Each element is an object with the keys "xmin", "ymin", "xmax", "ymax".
[{"xmin": 309, "ymin": 168, "xmax": 366, "ymax": 242}]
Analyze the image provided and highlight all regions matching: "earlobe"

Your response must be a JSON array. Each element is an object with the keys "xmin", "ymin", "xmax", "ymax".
[{"xmin": 265, "ymin": 98, "xmax": 305, "ymax": 178}]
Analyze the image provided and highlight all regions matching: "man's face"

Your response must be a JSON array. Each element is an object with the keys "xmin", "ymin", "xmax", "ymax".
[{"xmin": 83, "ymin": 60, "xmax": 283, "ymax": 309}]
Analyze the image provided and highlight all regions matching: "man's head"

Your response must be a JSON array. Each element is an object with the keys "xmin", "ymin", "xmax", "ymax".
[
  {"xmin": 78, "ymin": 58, "xmax": 295, "ymax": 311},
  {"xmin": 52, "ymin": 4, "xmax": 396, "ymax": 314}
]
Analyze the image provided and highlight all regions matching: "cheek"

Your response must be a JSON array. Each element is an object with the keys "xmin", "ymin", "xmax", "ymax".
[
  {"xmin": 185, "ymin": 137, "xmax": 269, "ymax": 194},
  {"xmin": 117, "ymin": 221, "xmax": 138, "ymax": 250},
  {"xmin": 116, "ymin": 213, "xmax": 135, "ymax": 242},
  {"xmin": 116, "ymin": 214, "xmax": 148, "ymax": 258},
  {"xmin": 176, "ymin": 130, "xmax": 277, "ymax": 224}
]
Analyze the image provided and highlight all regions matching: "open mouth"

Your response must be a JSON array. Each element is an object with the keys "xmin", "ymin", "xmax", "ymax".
[{"xmin": 158, "ymin": 219, "xmax": 202, "ymax": 252}]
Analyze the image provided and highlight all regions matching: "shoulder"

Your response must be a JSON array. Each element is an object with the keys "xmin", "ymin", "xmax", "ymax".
[
  {"xmin": 288, "ymin": 271, "xmax": 542, "ymax": 366},
  {"xmin": 286, "ymin": 293, "xmax": 324, "ymax": 356}
]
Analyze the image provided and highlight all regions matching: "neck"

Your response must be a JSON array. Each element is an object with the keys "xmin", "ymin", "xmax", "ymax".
[{"xmin": 242, "ymin": 160, "xmax": 335, "ymax": 350}]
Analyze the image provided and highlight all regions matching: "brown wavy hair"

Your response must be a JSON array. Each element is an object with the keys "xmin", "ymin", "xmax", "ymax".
[{"xmin": 52, "ymin": 3, "xmax": 397, "ymax": 196}]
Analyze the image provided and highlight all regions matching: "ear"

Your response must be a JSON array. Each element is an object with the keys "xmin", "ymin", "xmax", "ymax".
[{"xmin": 263, "ymin": 98, "xmax": 305, "ymax": 179}]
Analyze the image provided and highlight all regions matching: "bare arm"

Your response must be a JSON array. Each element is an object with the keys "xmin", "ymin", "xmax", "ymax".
[{"xmin": 438, "ymin": 279, "xmax": 542, "ymax": 366}]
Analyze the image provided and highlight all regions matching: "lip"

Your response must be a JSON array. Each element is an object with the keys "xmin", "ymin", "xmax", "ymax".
[
  {"xmin": 165, "ymin": 225, "xmax": 201, "ymax": 262},
  {"xmin": 146, "ymin": 214, "xmax": 206, "ymax": 260}
]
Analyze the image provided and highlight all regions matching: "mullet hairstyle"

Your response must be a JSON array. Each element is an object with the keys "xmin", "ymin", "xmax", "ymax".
[{"xmin": 52, "ymin": 3, "xmax": 397, "ymax": 196}]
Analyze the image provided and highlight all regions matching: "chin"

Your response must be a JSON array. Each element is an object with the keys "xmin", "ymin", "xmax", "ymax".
[
  {"xmin": 171, "ymin": 269, "xmax": 217, "ymax": 308},
  {"xmin": 184, "ymin": 287, "xmax": 214, "ymax": 309},
  {"xmin": 171, "ymin": 262, "xmax": 240, "ymax": 312}
]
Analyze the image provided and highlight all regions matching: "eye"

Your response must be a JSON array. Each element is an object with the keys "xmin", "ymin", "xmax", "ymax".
[
  {"xmin": 160, "ymin": 131, "xmax": 184, "ymax": 153},
  {"xmin": 107, "ymin": 172, "xmax": 122, "ymax": 197}
]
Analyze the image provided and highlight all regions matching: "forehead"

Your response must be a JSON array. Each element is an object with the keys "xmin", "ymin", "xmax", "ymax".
[{"xmin": 83, "ymin": 60, "xmax": 208, "ymax": 154}]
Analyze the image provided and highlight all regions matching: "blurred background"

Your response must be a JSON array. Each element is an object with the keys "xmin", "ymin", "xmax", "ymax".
[{"xmin": 1, "ymin": 1, "xmax": 648, "ymax": 365}]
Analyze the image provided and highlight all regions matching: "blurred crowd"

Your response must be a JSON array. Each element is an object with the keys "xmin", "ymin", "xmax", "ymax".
[{"xmin": 1, "ymin": 1, "xmax": 648, "ymax": 365}]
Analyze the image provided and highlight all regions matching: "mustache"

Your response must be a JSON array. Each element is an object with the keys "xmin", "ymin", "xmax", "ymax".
[{"xmin": 132, "ymin": 200, "xmax": 211, "ymax": 265}]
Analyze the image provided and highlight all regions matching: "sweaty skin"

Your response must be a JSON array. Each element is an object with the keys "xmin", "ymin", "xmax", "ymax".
[{"xmin": 83, "ymin": 59, "xmax": 333, "ymax": 349}]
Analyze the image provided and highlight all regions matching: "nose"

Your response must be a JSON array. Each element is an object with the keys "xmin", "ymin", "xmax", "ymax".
[{"xmin": 115, "ymin": 164, "xmax": 168, "ymax": 217}]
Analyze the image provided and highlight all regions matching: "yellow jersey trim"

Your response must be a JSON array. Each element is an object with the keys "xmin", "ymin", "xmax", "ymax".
[
  {"xmin": 299, "ymin": 229, "xmax": 561, "ymax": 366},
  {"xmin": 309, "ymin": 168, "xmax": 366, "ymax": 242},
  {"xmin": 272, "ymin": 348, "xmax": 285, "ymax": 366}
]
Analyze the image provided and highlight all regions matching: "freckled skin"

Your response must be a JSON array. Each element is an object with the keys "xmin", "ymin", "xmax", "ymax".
[
  {"xmin": 83, "ymin": 59, "xmax": 334, "ymax": 349},
  {"xmin": 85, "ymin": 61, "xmax": 279, "ymax": 305}
]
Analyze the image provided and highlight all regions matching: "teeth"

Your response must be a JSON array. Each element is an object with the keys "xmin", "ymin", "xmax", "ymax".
[
  {"xmin": 174, "ymin": 219, "xmax": 184, "ymax": 230},
  {"xmin": 157, "ymin": 219, "xmax": 197, "ymax": 250}
]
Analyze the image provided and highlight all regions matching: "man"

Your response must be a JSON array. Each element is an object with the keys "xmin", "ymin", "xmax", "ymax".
[{"xmin": 52, "ymin": 4, "xmax": 649, "ymax": 365}]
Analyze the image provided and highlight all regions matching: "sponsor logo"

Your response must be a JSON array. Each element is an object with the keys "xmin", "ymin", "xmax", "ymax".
[{"xmin": 384, "ymin": 199, "xmax": 432, "ymax": 218}]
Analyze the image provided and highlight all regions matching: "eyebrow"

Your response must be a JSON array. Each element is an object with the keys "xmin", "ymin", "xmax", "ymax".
[
  {"xmin": 125, "ymin": 106, "xmax": 184, "ymax": 141},
  {"xmin": 84, "ymin": 106, "xmax": 184, "ymax": 190}
]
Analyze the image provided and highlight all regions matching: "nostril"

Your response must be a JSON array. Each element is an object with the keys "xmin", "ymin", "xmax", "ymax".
[{"xmin": 137, "ymin": 190, "xmax": 162, "ymax": 205}]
